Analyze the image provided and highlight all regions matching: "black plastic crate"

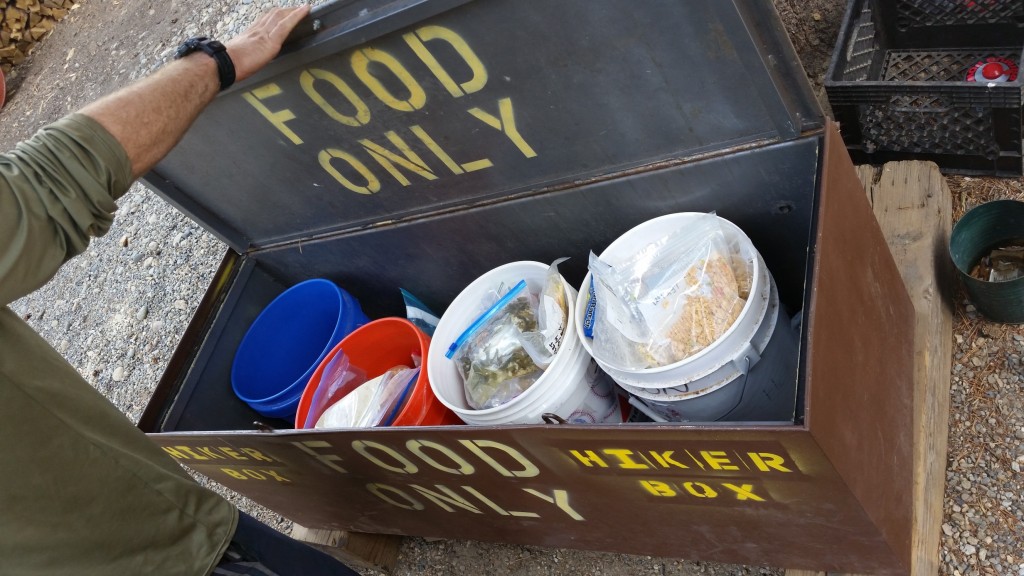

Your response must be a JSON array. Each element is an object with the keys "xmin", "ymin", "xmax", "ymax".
[{"xmin": 826, "ymin": 0, "xmax": 1024, "ymax": 176}]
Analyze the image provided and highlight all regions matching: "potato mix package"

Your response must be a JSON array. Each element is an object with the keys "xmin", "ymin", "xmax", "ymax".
[{"xmin": 587, "ymin": 213, "xmax": 752, "ymax": 370}]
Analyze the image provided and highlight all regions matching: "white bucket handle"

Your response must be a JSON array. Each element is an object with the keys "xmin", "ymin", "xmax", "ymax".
[{"xmin": 730, "ymin": 342, "xmax": 761, "ymax": 375}]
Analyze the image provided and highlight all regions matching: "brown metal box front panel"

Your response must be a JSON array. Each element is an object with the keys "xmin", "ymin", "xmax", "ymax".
[
  {"xmin": 804, "ymin": 124, "xmax": 917, "ymax": 570},
  {"xmin": 152, "ymin": 425, "xmax": 901, "ymax": 574}
]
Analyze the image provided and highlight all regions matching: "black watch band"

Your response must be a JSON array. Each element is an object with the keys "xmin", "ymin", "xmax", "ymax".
[{"xmin": 174, "ymin": 36, "xmax": 236, "ymax": 91}]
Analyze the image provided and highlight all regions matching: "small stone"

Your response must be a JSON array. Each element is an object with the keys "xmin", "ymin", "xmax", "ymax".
[
  {"xmin": 966, "ymin": 304, "xmax": 977, "ymax": 312},
  {"xmin": 151, "ymin": 320, "xmax": 165, "ymax": 331},
  {"xmin": 112, "ymin": 367, "xmax": 126, "ymax": 382},
  {"xmin": 119, "ymin": 235, "xmax": 129, "ymax": 247},
  {"xmin": 144, "ymin": 257, "xmax": 155, "ymax": 267},
  {"xmin": 972, "ymin": 356, "xmax": 984, "ymax": 367},
  {"xmin": 1013, "ymin": 461, "xmax": 1021, "ymax": 473},
  {"xmin": 968, "ymin": 536, "xmax": 979, "ymax": 546},
  {"xmin": 136, "ymin": 306, "xmax": 149, "ymax": 321},
  {"xmin": 174, "ymin": 300, "xmax": 188, "ymax": 310},
  {"xmin": 59, "ymin": 340, "xmax": 69, "ymax": 353},
  {"xmin": 964, "ymin": 544, "xmax": 977, "ymax": 555},
  {"xmin": 811, "ymin": 11, "xmax": 821, "ymax": 20},
  {"xmin": 980, "ymin": 549, "xmax": 988, "ymax": 562},
  {"xmin": 131, "ymin": 252, "xmax": 146, "ymax": 264},
  {"xmin": 148, "ymin": 241, "xmax": 158, "ymax": 252},
  {"xmin": 956, "ymin": 334, "xmax": 965, "ymax": 344},
  {"xmin": 962, "ymin": 479, "xmax": 972, "ymax": 490},
  {"xmin": 943, "ymin": 523, "xmax": 954, "ymax": 536}
]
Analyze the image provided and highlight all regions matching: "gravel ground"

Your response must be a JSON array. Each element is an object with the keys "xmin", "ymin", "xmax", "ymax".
[
  {"xmin": 7, "ymin": 1, "xmax": 1023, "ymax": 575},
  {"xmin": 941, "ymin": 177, "xmax": 1024, "ymax": 576}
]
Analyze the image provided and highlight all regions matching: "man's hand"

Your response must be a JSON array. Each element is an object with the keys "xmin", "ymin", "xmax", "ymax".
[
  {"xmin": 80, "ymin": 4, "xmax": 311, "ymax": 179},
  {"xmin": 226, "ymin": 6, "xmax": 311, "ymax": 83}
]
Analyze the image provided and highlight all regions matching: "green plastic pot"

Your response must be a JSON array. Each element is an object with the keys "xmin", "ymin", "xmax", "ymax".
[{"xmin": 950, "ymin": 199, "xmax": 1024, "ymax": 324}]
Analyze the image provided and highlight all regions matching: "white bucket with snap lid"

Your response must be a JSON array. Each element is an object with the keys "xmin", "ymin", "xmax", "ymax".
[
  {"xmin": 574, "ymin": 213, "xmax": 798, "ymax": 422},
  {"xmin": 428, "ymin": 261, "xmax": 622, "ymax": 425}
]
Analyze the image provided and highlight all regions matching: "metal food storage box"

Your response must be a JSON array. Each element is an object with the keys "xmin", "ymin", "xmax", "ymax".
[{"xmin": 139, "ymin": 1, "xmax": 916, "ymax": 574}]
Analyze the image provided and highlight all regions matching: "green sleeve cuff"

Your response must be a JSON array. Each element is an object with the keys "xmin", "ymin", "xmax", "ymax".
[{"xmin": 59, "ymin": 112, "xmax": 134, "ymax": 201}]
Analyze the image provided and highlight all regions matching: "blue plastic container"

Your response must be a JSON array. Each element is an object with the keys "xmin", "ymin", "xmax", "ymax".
[{"xmin": 231, "ymin": 279, "xmax": 369, "ymax": 419}]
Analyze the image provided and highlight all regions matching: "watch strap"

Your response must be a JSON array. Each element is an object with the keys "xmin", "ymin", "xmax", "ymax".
[{"xmin": 175, "ymin": 36, "xmax": 236, "ymax": 91}]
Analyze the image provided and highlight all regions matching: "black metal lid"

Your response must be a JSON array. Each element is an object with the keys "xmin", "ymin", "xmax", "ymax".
[{"xmin": 145, "ymin": 0, "xmax": 821, "ymax": 252}]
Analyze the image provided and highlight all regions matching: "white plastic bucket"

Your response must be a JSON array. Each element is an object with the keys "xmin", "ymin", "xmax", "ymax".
[
  {"xmin": 575, "ymin": 213, "xmax": 797, "ymax": 421},
  {"xmin": 623, "ymin": 276, "xmax": 798, "ymax": 421},
  {"xmin": 428, "ymin": 261, "xmax": 622, "ymax": 425}
]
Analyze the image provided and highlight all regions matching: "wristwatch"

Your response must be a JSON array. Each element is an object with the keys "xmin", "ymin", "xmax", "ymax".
[{"xmin": 174, "ymin": 36, "xmax": 236, "ymax": 91}]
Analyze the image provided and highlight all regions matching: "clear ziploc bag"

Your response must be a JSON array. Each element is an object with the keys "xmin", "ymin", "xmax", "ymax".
[
  {"xmin": 446, "ymin": 280, "xmax": 545, "ymax": 409},
  {"xmin": 314, "ymin": 366, "xmax": 419, "ymax": 429},
  {"xmin": 302, "ymin": 350, "xmax": 368, "ymax": 429},
  {"xmin": 588, "ymin": 214, "xmax": 752, "ymax": 369}
]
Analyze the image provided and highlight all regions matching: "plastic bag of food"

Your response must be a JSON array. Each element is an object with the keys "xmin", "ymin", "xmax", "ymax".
[
  {"xmin": 401, "ymin": 288, "xmax": 440, "ymax": 336},
  {"xmin": 446, "ymin": 280, "xmax": 545, "ymax": 409},
  {"xmin": 516, "ymin": 258, "xmax": 570, "ymax": 368},
  {"xmin": 301, "ymin": 350, "xmax": 367, "ymax": 429},
  {"xmin": 315, "ymin": 366, "xmax": 419, "ymax": 428},
  {"xmin": 588, "ymin": 214, "xmax": 750, "ymax": 369}
]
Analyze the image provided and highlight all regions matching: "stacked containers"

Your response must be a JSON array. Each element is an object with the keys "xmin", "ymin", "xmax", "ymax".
[
  {"xmin": 826, "ymin": 0, "xmax": 1024, "ymax": 176},
  {"xmin": 574, "ymin": 214, "xmax": 798, "ymax": 422},
  {"xmin": 231, "ymin": 279, "xmax": 369, "ymax": 419}
]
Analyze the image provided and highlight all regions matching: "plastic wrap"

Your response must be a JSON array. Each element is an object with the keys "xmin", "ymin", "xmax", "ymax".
[
  {"xmin": 301, "ymin": 350, "xmax": 367, "ymax": 429},
  {"xmin": 588, "ymin": 213, "xmax": 751, "ymax": 369},
  {"xmin": 314, "ymin": 366, "xmax": 420, "ymax": 428},
  {"xmin": 445, "ymin": 260, "xmax": 571, "ymax": 410},
  {"xmin": 401, "ymin": 288, "xmax": 440, "ymax": 336},
  {"xmin": 446, "ymin": 280, "xmax": 543, "ymax": 409},
  {"xmin": 517, "ymin": 258, "xmax": 570, "ymax": 368}
]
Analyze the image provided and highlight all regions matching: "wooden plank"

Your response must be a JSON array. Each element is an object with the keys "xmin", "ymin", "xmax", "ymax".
[
  {"xmin": 291, "ymin": 524, "xmax": 402, "ymax": 574},
  {"xmin": 858, "ymin": 162, "xmax": 954, "ymax": 576},
  {"xmin": 787, "ymin": 161, "xmax": 953, "ymax": 576}
]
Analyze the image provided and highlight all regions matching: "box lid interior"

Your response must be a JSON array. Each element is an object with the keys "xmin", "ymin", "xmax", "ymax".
[{"xmin": 144, "ymin": 0, "xmax": 822, "ymax": 253}]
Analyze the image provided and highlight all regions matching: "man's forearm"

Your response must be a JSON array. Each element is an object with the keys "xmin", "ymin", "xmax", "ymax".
[{"xmin": 79, "ymin": 54, "xmax": 219, "ymax": 180}]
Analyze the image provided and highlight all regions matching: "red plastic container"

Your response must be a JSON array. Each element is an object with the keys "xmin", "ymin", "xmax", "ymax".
[{"xmin": 295, "ymin": 317, "xmax": 463, "ymax": 428}]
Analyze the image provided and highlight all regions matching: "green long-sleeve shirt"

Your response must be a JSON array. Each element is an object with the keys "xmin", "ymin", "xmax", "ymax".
[{"xmin": 0, "ymin": 114, "xmax": 236, "ymax": 575}]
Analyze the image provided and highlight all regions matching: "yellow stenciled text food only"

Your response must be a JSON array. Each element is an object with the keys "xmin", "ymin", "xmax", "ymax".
[
  {"xmin": 241, "ymin": 25, "xmax": 537, "ymax": 196},
  {"xmin": 289, "ymin": 437, "xmax": 586, "ymax": 521}
]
